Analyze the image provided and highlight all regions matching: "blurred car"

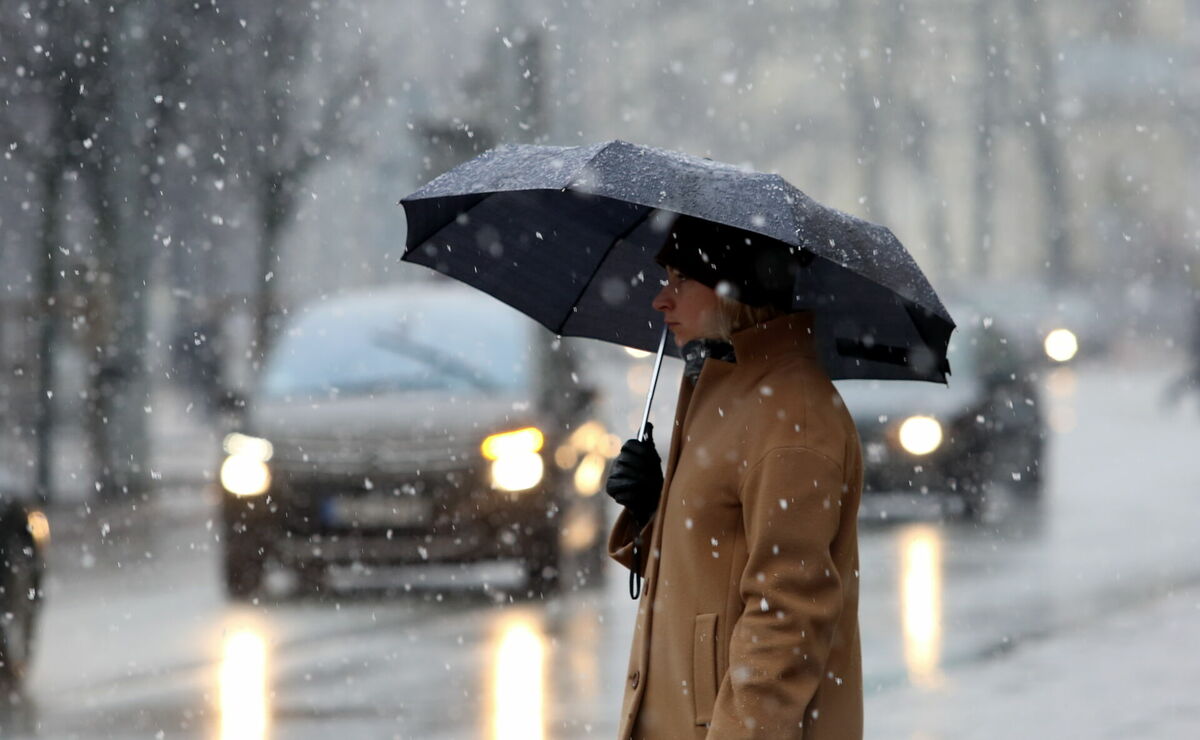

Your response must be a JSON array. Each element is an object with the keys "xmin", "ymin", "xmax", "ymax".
[
  {"xmin": 0, "ymin": 470, "xmax": 47, "ymax": 688},
  {"xmin": 219, "ymin": 284, "xmax": 614, "ymax": 599},
  {"xmin": 836, "ymin": 305, "xmax": 1045, "ymax": 518}
]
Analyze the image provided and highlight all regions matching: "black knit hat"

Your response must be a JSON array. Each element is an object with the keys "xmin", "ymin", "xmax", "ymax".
[{"xmin": 654, "ymin": 214, "xmax": 800, "ymax": 308}]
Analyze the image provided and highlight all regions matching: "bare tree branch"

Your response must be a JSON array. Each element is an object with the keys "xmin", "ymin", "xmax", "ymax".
[{"xmin": 290, "ymin": 62, "xmax": 374, "ymax": 189}]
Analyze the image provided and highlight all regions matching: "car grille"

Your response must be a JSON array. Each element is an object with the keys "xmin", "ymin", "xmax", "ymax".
[
  {"xmin": 270, "ymin": 435, "xmax": 476, "ymax": 477},
  {"xmin": 278, "ymin": 468, "xmax": 478, "ymax": 498}
]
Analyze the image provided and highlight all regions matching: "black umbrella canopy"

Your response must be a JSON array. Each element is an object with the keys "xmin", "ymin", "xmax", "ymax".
[{"xmin": 401, "ymin": 139, "xmax": 955, "ymax": 383}]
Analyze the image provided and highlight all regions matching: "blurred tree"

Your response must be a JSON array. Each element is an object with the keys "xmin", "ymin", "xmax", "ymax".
[
  {"xmin": 904, "ymin": 101, "xmax": 952, "ymax": 279},
  {"xmin": 1013, "ymin": 0, "xmax": 1074, "ymax": 285},
  {"xmin": 832, "ymin": 0, "xmax": 952, "ymax": 276},
  {"xmin": 971, "ymin": 0, "xmax": 1003, "ymax": 278},
  {"xmin": 888, "ymin": 4, "xmax": 953, "ymax": 280},
  {"xmin": 0, "ymin": 1, "xmax": 160, "ymax": 501},
  {"xmin": 0, "ymin": 1, "xmax": 310, "ymax": 501},
  {"xmin": 834, "ymin": 0, "xmax": 893, "ymax": 223},
  {"xmin": 198, "ymin": 2, "xmax": 374, "ymax": 360}
]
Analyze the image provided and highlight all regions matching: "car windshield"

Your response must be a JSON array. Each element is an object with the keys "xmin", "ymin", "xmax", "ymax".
[{"xmin": 260, "ymin": 291, "xmax": 534, "ymax": 398}]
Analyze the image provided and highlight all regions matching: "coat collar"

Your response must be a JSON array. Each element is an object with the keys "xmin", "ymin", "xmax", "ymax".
[
  {"xmin": 728, "ymin": 311, "xmax": 819, "ymax": 367},
  {"xmin": 687, "ymin": 312, "xmax": 819, "ymax": 391}
]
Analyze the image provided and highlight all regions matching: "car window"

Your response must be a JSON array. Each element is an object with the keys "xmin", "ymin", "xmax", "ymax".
[{"xmin": 260, "ymin": 293, "xmax": 534, "ymax": 399}]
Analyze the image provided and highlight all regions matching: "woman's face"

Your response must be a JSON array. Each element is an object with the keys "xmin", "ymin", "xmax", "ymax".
[{"xmin": 652, "ymin": 266, "xmax": 721, "ymax": 347}]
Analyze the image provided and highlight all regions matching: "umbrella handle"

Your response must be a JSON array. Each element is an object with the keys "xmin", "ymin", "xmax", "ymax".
[{"xmin": 637, "ymin": 325, "xmax": 669, "ymax": 442}]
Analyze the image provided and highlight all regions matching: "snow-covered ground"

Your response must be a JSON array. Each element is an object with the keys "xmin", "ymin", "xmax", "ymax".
[{"xmin": 868, "ymin": 583, "xmax": 1200, "ymax": 739}]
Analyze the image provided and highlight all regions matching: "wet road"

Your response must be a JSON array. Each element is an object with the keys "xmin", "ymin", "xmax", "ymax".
[{"xmin": 9, "ymin": 358, "xmax": 1199, "ymax": 739}]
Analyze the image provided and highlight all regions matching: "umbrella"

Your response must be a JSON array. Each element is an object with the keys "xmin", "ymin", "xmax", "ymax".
[{"xmin": 401, "ymin": 140, "xmax": 955, "ymax": 438}]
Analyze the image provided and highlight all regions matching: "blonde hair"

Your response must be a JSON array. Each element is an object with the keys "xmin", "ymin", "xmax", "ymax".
[{"xmin": 713, "ymin": 296, "xmax": 785, "ymax": 342}]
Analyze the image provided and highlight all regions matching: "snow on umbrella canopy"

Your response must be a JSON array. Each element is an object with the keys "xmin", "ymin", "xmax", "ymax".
[{"xmin": 400, "ymin": 139, "xmax": 955, "ymax": 383}]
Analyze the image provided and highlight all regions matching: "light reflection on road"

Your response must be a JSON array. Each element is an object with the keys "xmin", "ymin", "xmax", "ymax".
[
  {"xmin": 899, "ymin": 524, "xmax": 944, "ymax": 689},
  {"xmin": 218, "ymin": 625, "xmax": 269, "ymax": 740},
  {"xmin": 490, "ymin": 614, "xmax": 547, "ymax": 740},
  {"xmin": 1046, "ymin": 366, "xmax": 1078, "ymax": 433},
  {"xmin": 564, "ymin": 603, "xmax": 602, "ymax": 703}
]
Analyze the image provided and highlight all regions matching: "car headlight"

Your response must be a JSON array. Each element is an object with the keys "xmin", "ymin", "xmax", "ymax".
[
  {"xmin": 1044, "ymin": 328, "xmax": 1078, "ymax": 363},
  {"xmin": 482, "ymin": 427, "xmax": 545, "ymax": 493},
  {"xmin": 898, "ymin": 416, "xmax": 943, "ymax": 456},
  {"xmin": 26, "ymin": 510, "xmax": 51, "ymax": 546},
  {"xmin": 221, "ymin": 433, "xmax": 273, "ymax": 497},
  {"xmin": 573, "ymin": 453, "xmax": 607, "ymax": 497}
]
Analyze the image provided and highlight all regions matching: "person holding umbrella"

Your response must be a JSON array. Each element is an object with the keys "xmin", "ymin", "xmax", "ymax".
[
  {"xmin": 604, "ymin": 215, "xmax": 864, "ymax": 738},
  {"xmin": 401, "ymin": 139, "xmax": 953, "ymax": 740}
]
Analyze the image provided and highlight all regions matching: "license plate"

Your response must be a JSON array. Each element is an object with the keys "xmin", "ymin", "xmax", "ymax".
[{"xmin": 323, "ymin": 495, "xmax": 431, "ymax": 527}]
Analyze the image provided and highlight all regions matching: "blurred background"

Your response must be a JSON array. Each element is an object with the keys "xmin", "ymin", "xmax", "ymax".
[
  {"xmin": 2, "ymin": 0, "xmax": 1196, "ymax": 501},
  {"xmin": 1, "ymin": 1, "xmax": 1199, "ymax": 738}
]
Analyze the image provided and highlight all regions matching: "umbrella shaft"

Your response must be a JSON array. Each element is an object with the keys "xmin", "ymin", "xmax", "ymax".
[{"xmin": 638, "ymin": 325, "xmax": 669, "ymax": 443}]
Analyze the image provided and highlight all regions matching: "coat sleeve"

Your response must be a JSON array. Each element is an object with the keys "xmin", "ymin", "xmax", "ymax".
[
  {"xmin": 707, "ymin": 446, "xmax": 847, "ymax": 738},
  {"xmin": 607, "ymin": 507, "xmax": 654, "ymax": 574}
]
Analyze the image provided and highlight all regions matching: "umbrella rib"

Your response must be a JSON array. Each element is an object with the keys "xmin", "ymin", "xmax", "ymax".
[
  {"xmin": 402, "ymin": 190, "xmax": 498, "ymax": 252},
  {"xmin": 556, "ymin": 205, "xmax": 658, "ymax": 336}
]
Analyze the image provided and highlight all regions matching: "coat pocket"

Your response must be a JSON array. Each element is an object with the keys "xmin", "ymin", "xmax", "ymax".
[{"xmin": 692, "ymin": 613, "xmax": 719, "ymax": 726}]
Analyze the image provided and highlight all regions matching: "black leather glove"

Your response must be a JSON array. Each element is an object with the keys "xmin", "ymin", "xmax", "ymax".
[{"xmin": 605, "ymin": 422, "xmax": 664, "ymax": 526}]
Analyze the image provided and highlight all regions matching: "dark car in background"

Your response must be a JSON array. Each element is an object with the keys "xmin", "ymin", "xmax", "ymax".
[
  {"xmin": 219, "ymin": 284, "xmax": 614, "ymax": 599},
  {"xmin": 947, "ymin": 280, "xmax": 1109, "ymax": 367},
  {"xmin": 0, "ymin": 471, "xmax": 47, "ymax": 689},
  {"xmin": 836, "ymin": 306, "xmax": 1045, "ymax": 519}
]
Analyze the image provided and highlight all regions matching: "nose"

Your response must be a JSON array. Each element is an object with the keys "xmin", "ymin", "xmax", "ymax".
[{"xmin": 652, "ymin": 283, "xmax": 674, "ymax": 314}]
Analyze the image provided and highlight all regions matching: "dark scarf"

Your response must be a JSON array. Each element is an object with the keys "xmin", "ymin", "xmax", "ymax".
[{"xmin": 682, "ymin": 338, "xmax": 737, "ymax": 383}]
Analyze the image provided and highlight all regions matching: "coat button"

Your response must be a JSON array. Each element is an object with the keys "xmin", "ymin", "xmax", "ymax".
[{"xmin": 630, "ymin": 671, "xmax": 640, "ymax": 689}]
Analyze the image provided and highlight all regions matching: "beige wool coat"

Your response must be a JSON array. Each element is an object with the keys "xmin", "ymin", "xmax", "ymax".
[{"xmin": 608, "ymin": 313, "xmax": 864, "ymax": 739}]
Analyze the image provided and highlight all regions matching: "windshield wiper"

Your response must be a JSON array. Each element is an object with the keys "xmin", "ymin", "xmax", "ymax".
[{"xmin": 370, "ymin": 331, "xmax": 501, "ymax": 391}]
